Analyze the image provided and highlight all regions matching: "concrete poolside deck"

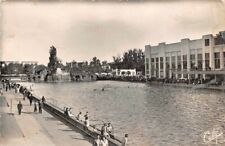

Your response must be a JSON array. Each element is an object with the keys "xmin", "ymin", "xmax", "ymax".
[
  {"xmin": 0, "ymin": 91, "xmax": 92, "ymax": 146},
  {"xmin": 148, "ymin": 82, "xmax": 225, "ymax": 91}
]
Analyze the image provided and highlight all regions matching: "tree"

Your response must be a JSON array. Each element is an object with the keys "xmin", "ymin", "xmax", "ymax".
[
  {"xmin": 3, "ymin": 63, "xmax": 23, "ymax": 74},
  {"xmin": 89, "ymin": 57, "xmax": 101, "ymax": 73},
  {"xmin": 111, "ymin": 49, "xmax": 145, "ymax": 74},
  {"xmin": 24, "ymin": 64, "xmax": 34, "ymax": 75},
  {"xmin": 111, "ymin": 56, "xmax": 122, "ymax": 69},
  {"xmin": 47, "ymin": 46, "xmax": 59, "ymax": 74},
  {"xmin": 35, "ymin": 64, "xmax": 47, "ymax": 74}
]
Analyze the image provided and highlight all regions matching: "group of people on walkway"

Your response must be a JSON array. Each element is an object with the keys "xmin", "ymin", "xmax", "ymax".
[
  {"xmin": 2, "ymin": 79, "xmax": 128, "ymax": 146},
  {"xmin": 18, "ymin": 85, "xmax": 45, "ymax": 115},
  {"xmin": 1, "ymin": 79, "xmax": 45, "ymax": 115}
]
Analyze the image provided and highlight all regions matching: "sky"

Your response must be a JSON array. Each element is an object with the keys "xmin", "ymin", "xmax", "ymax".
[{"xmin": 1, "ymin": 0, "xmax": 225, "ymax": 65}]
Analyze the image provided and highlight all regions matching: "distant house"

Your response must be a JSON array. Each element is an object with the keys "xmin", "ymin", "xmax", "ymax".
[{"xmin": 112, "ymin": 69, "xmax": 137, "ymax": 76}]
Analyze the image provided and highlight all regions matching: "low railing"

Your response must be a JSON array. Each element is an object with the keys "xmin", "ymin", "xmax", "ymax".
[{"xmin": 30, "ymin": 94, "xmax": 124, "ymax": 146}]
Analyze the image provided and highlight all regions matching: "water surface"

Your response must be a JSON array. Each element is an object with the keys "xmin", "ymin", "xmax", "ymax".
[{"xmin": 23, "ymin": 81, "xmax": 225, "ymax": 146}]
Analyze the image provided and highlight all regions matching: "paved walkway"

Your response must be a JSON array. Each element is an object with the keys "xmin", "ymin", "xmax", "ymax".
[{"xmin": 0, "ymin": 89, "xmax": 92, "ymax": 146}]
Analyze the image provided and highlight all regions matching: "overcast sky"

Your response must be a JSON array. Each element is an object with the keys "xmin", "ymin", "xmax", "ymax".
[{"xmin": 1, "ymin": 0, "xmax": 225, "ymax": 65}]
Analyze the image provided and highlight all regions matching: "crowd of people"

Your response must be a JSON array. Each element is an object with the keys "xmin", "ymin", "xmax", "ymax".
[
  {"xmin": 97, "ymin": 75, "xmax": 146, "ymax": 83},
  {"xmin": 1, "ymin": 79, "xmax": 44, "ymax": 115},
  {"xmin": 1, "ymin": 79, "xmax": 128, "ymax": 146},
  {"xmin": 64, "ymin": 108, "xmax": 128, "ymax": 146},
  {"xmin": 147, "ymin": 77, "xmax": 215, "ymax": 85}
]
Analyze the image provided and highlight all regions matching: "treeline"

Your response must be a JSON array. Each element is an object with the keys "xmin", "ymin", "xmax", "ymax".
[
  {"xmin": 0, "ymin": 63, "xmax": 47, "ymax": 75},
  {"xmin": 51, "ymin": 47, "xmax": 145, "ymax": 75},
  {"xmin": 0, "ymin": 46, "xmax": 145, "ymax": 76},
  {"xmin": 111, "ymin": 48, "xmax": 145, "ymax": 73}
]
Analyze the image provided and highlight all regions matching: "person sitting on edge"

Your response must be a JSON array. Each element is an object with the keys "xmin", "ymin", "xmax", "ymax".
[
  {"xmin": 84, "ymin": 116, "xmax": 90, "ymax": 128},
  {"xmin": 101, "ymin": 124, "xmax": 109, "ymax": 137},
  {"xmin": 107, "ymin": 123, "xmax": 113, "ymax": 135},
  {"xmin": 67, "ymin": 108, "xmax": 74, "ymax": 117},
  {"xmin": 84, "ymin": 111, "xmax": 88, "ymax": 119},
  {"xmin": 76, "ymin": 112, "xmax": 82, "ymax": 121},
  {"xmin": 64, "ymin": 107, "xmax": 69, "ymax": 116}
]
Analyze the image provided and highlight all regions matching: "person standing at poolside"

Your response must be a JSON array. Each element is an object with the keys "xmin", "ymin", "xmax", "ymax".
[
  {"xmin": 107, "ymin": 123, "xmax": 113, "ymax": 135},
  {"xmin": 100, "ymin": 137, "xmax": 108, "ymax": 146},
  {"xmin": 123, "ymin": 134, "xmax": 128, "ymax": 146},
  {"xmin": 94, "ymin": 135, "xmax": 101, "ymax": 146},
  {"xmin": 42, "ymin": 96, "xmax": 46, "ymax": 103}
]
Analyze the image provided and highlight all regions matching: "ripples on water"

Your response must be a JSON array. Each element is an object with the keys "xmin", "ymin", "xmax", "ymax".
[{"xmin": 22, "ymin": 81, "xmax": 225, "ymax": 146}]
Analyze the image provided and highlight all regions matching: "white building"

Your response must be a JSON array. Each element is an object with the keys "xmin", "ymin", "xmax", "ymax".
[
  {"xmin": 112, "ymin": 69, "xmax": 137, "ymax": 76},
  {"xmin": 144, "ymin": 31, "xmax": 225, "ymax": 80}
]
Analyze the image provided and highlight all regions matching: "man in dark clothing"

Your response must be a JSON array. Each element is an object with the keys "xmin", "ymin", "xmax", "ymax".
[
  {"xmin": 41, "ymin": 96, "xmax": 46, "ymax": 103},
  {"xmin": 29, "ymin": 94, "xmax": 33, "ymax": 106},
  {"xmin": 38, "ymin": 101, "xmax": 42, "ymax": 114},
  {"xmin": 17, "ymin": 101, "xmax": 23, "ymax": 115}
]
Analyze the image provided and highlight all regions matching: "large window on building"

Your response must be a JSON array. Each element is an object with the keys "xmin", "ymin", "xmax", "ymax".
[
  {"xmin": 177, "ymin": 56, "xmax": 181, "ymax": 71},
  {"xmin": 166, "ymin": 57, "xmax": 170, "ymax": 78},
  {"xmin": 145, "ymin": 58, "xmax": 149, "ymax": 75},
  {"xmin": 183, "ymin": 55, "xmax": 187, "ymax": 70},
  {"xmin": 156, "ymin": 58, "xmax": 159, "ymax": 78},
  {"xmin": 160, "ymin": 57, "xmax": 163, "ymax": 70},
  {"xmin": 214, "ymin": 52, "xmax": 220, "ymax": 69},
  {"xmin": 190, "ymin": 54, "xmax": 196, "ymax": 70},
  {"xmin": 178, "ymin": 74, "xmax": 181, "ymax": 78},
  {"xmin": 171, "ymin": 56, "xmax": 176, "ymax": 70},
  {"xmin": 205, "ymin": 39, "xmax": 210, "ymax": 46},
  {"xmin": 224, "ymin": 52, "xmax": 225, "ymax": 68},
  {"xmin": 151, "ymin": 58, "xmax": 155, "ymax": 76},
  {"xmin": 197, "ymin": 54, "xmax": 202, "ymax": 70},
  {"xmin": 205, "ymin": 53, "xmax": 210, "ymax": 70}
]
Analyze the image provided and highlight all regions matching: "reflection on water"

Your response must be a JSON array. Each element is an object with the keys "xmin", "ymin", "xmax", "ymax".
[{"xmin": 23, "ymin": 81, "xmax": 225, "ymax": 146}]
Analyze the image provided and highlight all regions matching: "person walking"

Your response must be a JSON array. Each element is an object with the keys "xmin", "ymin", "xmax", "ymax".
[
  {"xmin": 17, "ymin": 101, "xmax": 23, "ymax": 115},
  {"xmin": 29, "ymin": 94, "xmax": 33, "ymax": 106},
  {"xmin": 34, "ymin": 101, "xmax": 37, "ymax": 113},
  {"xmin": 38, "ymin": 101, "xmax": 42, "ymax": 114},
  {"xmin": 0, "ymin": 88, "xmax": 3, "ymax": 96}
]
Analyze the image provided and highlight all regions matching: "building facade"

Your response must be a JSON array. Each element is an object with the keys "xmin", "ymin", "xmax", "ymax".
[
  {"xmin": 144, "ymin": 31, "xmax": 225, "ymax": 79},
  {"xmin": 112, "ymin": 69, "xmax": 137, "ymax": 76}
]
